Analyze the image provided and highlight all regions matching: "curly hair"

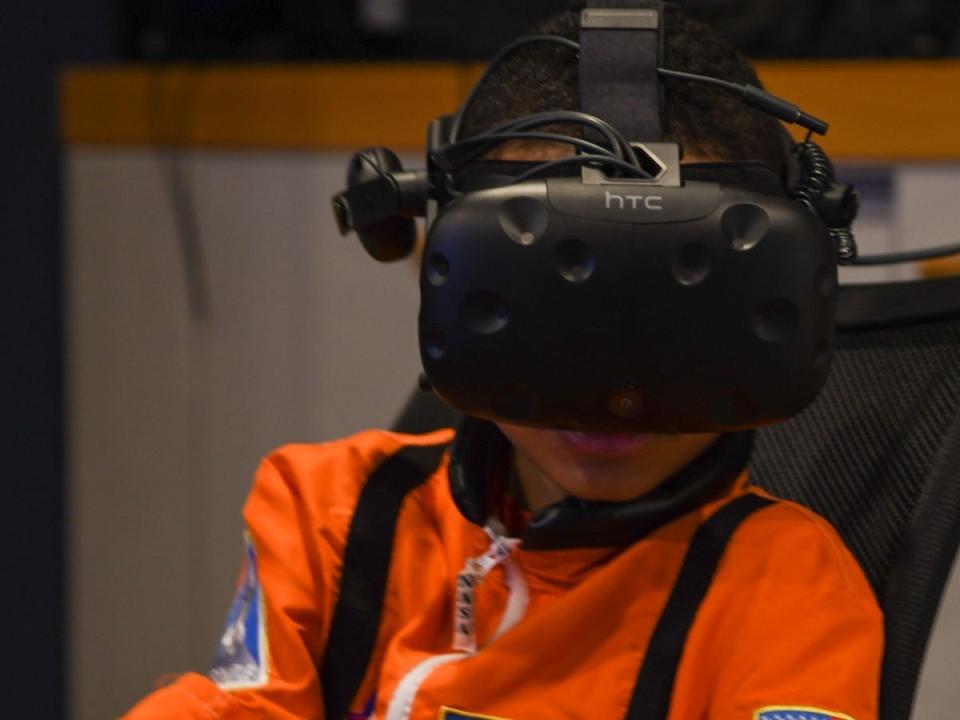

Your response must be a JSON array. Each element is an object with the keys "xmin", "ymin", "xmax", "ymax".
[{"xmin": 458, "ymin": 5, "xmax": 790, "ymax": 175}]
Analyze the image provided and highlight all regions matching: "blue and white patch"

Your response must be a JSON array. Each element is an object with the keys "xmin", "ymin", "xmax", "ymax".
[
  {"xmin": 755, "ymin": 708, "xmax": 855, "ymax": 720},
  {"xmin": 209, "ymin": 533, "xmax": 269, "ymax": 690}
]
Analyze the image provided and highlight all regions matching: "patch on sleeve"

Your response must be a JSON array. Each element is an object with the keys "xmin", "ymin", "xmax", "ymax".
[
  {"xmin": 209, "ymin": 533, "xmax": 269, "ymax": 690},
  {"xmin": 439, "ymin": 708, "xmax": 511, "ymax": 720},
  {"xmin": 755, "ymin": 708, "xmax": 855, "ymax": 720}
]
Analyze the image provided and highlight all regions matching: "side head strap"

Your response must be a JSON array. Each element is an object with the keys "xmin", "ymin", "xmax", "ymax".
[{"xmin": 579, "ymin": 0, "xmax": 665, "ymax": 142}]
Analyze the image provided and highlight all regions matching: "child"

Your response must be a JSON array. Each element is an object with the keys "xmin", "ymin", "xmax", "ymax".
[{"xmin": 125, "ymin": 6, "xmax": 882, "ymax": 720}]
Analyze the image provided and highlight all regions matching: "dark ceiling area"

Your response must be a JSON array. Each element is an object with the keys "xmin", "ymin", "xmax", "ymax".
[{"xmin": 120, "ymin": 0, "xmax": 960, "ymax": 62}]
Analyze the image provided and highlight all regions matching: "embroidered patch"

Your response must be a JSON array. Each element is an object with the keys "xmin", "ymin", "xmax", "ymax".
[
  {"xmin": 439, "ymin": 707, "xmax": 511, "ymax": 720},
  {"xmin": 209, "ymin": 533, "xmax": 269, "ymax": 690},
  {"xmin": 755, "ymin": 707, "xmax": 856, "ymax": 720}
]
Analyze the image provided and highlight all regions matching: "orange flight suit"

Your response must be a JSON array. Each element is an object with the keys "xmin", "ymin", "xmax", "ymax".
[{"xmin": 124, "ymin": 427, "xmax": 882, "ymax": 720}]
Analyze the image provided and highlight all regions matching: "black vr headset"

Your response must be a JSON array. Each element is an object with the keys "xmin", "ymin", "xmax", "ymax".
[{"xmin": 331, "ymin": 1, "xmax": 928, "ymax": 433}]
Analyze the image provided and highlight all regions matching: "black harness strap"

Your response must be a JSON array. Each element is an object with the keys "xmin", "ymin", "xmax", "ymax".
[
  {"xmin": 626, "ymin": 493, "xmax": 776, "ymax": 720},
  {"xmin": 320, "ymin": 441, "xmax": 450, "ymax": 720},
  {"xmin": 580, "ymin": 0, "xmax": 665, "ymax": 142}
]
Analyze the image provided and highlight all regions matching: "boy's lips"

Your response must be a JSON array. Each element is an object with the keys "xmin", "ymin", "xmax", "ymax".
[{"xmin": 558, "ymin": 430, "xmax": 654, "ymax": 457}]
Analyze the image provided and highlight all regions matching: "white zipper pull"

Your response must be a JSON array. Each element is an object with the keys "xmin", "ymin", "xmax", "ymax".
[
  {"xmin": 452, "ymin": 524, "xmax": 520, "ymax": 653},
  {"xmin": 385, "ymin": 523, "xmax": 528, "ymax": 720}
]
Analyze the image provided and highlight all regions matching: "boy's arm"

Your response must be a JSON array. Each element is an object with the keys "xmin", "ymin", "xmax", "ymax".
[
  {"xmin": 704, "ymin": 501, "xmax": 884, "ymax": 720},
  {"xmin": 123, "ymin": 453, "xmax": 337, "ymax": 720}
]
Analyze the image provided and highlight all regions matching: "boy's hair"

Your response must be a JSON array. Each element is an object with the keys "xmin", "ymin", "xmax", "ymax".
[{"xmin": 459, "ymin": 6, "xmax": 790, "ymax": 176}]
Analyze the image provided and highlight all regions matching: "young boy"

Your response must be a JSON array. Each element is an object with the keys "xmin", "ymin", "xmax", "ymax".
[{"xmin": 125, "ymin": 6, "xmax": 882, "ymax": 720}]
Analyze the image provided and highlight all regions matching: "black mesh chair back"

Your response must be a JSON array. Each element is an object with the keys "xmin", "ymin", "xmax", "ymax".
[
  {"xmin": 392, "ymin": 274, "xmax": 960, "ymax": 720},
  {"xmin": 751, "ymin": 275, "xmax": 960, "ymax": 720}
]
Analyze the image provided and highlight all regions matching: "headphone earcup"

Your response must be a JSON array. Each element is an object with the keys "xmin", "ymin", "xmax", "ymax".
[{"xmin": 347, "ymin": 148, "xmax": 418, "ymax": 262}]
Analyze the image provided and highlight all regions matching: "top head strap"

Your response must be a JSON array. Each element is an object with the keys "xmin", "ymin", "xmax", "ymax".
[{"xmin": 579, "ymin": 0, "xmax": 665, "ymax": 142}]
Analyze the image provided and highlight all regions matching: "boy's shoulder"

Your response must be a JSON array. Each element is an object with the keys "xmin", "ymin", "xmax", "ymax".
[
  {"xmin": 728, "ymin": 486, "xmax": 877, "ymax": 607},
  {"xmin": 241, "ymin": 427, "xmax": 456, "ymax": 562},
  {"xmin": 245, "ymin": 427, "xmax": 455, "ymax": 516},
  {"xmin": 264, "ymin": 427, "xmax": 455, "ymax": 483}
]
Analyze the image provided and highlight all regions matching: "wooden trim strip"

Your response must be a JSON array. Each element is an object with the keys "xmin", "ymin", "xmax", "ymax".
[
  {"xmin": 922, "ymin": 257, "xmax": 960, "ymax": 278},
  {"xmin": 61, "ymin": 60, "xmax": 960, "ymax": 159}
]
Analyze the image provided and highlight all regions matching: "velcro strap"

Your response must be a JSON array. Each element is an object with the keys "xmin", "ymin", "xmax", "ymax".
[{"xmin": 579, "ymin": 0, "xmax": 664, "ymax": 142}]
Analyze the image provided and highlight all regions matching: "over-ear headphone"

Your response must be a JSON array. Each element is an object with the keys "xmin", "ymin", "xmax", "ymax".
[{"xmin": 332, "ymin": 148, "xmax": 427, "ymax": 262}]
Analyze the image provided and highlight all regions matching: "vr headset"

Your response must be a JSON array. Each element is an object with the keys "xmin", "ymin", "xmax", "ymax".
[{"xmin": 333, "ymin": 0, "xmax": 866, "ymax": 433}]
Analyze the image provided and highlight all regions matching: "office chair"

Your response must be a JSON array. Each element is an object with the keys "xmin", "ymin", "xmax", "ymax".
[
  {"xmin": 751, "ymin": 274, "xmax": 960, "ymax": 720},
  {"xmin": 393, "ymin": 273, "xmax": 960, "ymax": 720}
]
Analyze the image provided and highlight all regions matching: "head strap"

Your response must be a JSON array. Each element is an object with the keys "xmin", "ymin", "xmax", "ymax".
[{"xmin": 579, "ymin": 0, "xmax": 665, "ymax": 142}]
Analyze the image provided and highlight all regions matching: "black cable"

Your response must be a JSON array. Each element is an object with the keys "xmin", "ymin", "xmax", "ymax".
[
  {"xmin": 657, "ymin": 67, "xmax": 736, "ymax": 93},
  {"xmin": 356, "ymin": 151, "xmax": 390, "ymax": 179},
  {"xmin": 847, "ymin": 244, "xmax": 960, "ymax": 267},
  {"xmin": 450, "ymin": 35, "xmax": 581, "ymax": 143},
  {"xmin": 436, "ymin": 132, "xmax": 619, "ymax": 168},
  {"xmin": 444, "ymin": 110, "xmax": 639, "ymax": 170},
  {"xmin": 658, "ymin": 68, "xmax": 829, "ymax": 135},
  {"xmin": 496, "ymin": 111, "xmax": 639, "ymax": 167},
  {"xmin": 792, "ymin": 141, "xmax": 833, "ymax": 208},
  {"xmin": 505, "ymin": 155, "xmax": 653, "ymax": 185}
]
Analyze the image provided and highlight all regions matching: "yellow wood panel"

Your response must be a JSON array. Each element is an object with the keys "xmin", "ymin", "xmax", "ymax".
[
  {"xmin": 757, "ymin": 60, "xmax": 960, "ymax": 160},
  {"xmin": 922, "ymin": 256, "xmax": 960, "ymax": 278},
  {"xmin": 61, "ymin": 63, "xmax": 470, "ymax": 151},
  {"xmin": 62, "ymin": 60, "xmax": 960, "ymax": 158}
]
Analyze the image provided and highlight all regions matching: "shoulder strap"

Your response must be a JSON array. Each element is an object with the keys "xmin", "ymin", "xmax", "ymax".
[
  {"xmin": 626, "ymin": 493, "xmax": 776, "ymax": 720},
  {"xmin": 320, "ymin": 441, "xmax": 450, "ymax": 720}
]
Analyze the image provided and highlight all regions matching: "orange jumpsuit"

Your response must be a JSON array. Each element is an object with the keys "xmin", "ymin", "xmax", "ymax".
[{"xmin": 124, "ymin": 426, "xmax": 882, "ymax": 720}]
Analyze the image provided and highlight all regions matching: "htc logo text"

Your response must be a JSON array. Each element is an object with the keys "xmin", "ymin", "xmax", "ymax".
[{"xmin": 605, "ymin": 191, "xmax": 664, "ymax": 211}]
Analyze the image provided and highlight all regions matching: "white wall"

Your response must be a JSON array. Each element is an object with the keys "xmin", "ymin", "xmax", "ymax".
[{"xmin": 66, "ymin": 148, "xmax": 423, "ymax": 719}]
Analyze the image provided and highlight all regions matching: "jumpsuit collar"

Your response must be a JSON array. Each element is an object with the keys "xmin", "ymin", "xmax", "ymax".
[{"xmin": 447, "ymin": 417, "xmax": 754, "ymax": 550}]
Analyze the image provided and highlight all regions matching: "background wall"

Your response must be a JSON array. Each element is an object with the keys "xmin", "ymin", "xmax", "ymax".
[{"xmin": 67, "ymin": 148, "xmax": 422, "ymax": 718}]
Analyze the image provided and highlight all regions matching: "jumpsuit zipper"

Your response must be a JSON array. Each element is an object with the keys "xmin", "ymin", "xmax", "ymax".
[{"xmin": 383, "ymin": 528, "xmax": 528, "ymax": 720}]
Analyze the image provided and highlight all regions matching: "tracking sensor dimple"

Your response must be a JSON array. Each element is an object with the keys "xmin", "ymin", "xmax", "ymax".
[
  {"xmin": 460, "ymin": 291, "xmax": 511, "ymax": 334},
  {"xmin": 423, "ymin": 329, "xmax": 447, "ymax": 359},
  {"xmin": 499, "ymin": 197, "xmax": 548, "ymax": 245},
  {"xmin": 753, "ymin": 299, "xmax": 800, "ymax": 343},
  {"xmin": 556, "ymin": 239, "xmax": 596, "ymax": 283},
  {"xmin": 723, "ymin": 203, "xmax": 770, "ymax": 252},
  {"xmin": 426, "ymin": 253, "xmax": 450, "ymax": 286},
  {"xmin": 672, "ymin": 242, "xmax": 712, "ymax": 286}
]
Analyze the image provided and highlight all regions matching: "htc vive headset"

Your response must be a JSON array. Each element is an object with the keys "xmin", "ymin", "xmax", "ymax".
[{"xmin": 332, "ymin": 0, "xmax": 864, "ymax": 433}]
